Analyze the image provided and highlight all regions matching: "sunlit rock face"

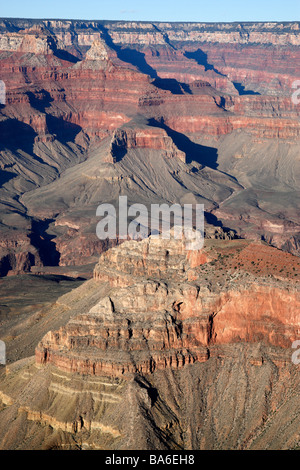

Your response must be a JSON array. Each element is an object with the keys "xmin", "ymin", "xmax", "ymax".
[
  {"xmin": 0, "ymin": 19, "xmax": 299, "ymax": 273},
  {"xmin": 0, "ymin": 235, "xmax": 298, "ymax": 450},
  {"xmin": 35, "ymin": 235, "xmax": 300, "ymax": 377}
]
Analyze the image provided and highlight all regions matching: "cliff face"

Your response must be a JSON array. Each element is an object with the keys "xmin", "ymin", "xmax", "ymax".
[
  {"xmin": 0, "ymin": 18, "xmax": 299, "ymax": 273},
  {"xmin": 109, "ymin": 127, "xmax": 186, "ymax": 162},
  {"xmin": 35, "ymin": 235, "xmax": 300, "ymax": 378},
  {"xmin": 0, "ymin": 235, "xmax": 299, "ymax": 450},
  {"xmin": 0, "ymin": 18, "xmax": 300, "ymax": 451}
]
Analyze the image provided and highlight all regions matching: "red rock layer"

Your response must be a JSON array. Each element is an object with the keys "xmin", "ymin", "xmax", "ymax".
[
  {"xmin": 1, "ymin": 26, "xmax": 299, "ymax": 144},
  {"xmin": 110, "ymin": 127, "xmax": 186, "ymax": 162},
  {"xmin": 0, "ymin": 21, "xmax": 299, "ymax": 276},
  {"xmin": 35, "ymin": 236, "xmax": 300, "ymax": 377}
]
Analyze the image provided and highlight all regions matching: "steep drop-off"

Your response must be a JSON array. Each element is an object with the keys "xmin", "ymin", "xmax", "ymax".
[
  {"xmin": 0, "ymin": 20, "xmax": 299, "ymax": 272},
  {"xmin": 0, "ymin": 234, "xmax": 299, "ymax": 449}
]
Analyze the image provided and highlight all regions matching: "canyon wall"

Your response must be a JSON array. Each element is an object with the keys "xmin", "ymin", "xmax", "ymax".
[
  {"xmin": 0, "ymin": 19, "xmax": 299, "ymax": 272},
  {"xmin": 0, "ymin": 235, "xmax": 299, "ymax": 449},
  {"xmin": 35, "ymin": 236, "xmax": 300, "ymax": 377}
]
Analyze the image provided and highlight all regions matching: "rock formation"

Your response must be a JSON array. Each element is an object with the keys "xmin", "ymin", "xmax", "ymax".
[
  {"xmin": 109, "ymin": 126, "xmax": 186, "ymax": 162},
  {"xmin": 34, "ymin": 234, "xmax": 300, "ymax": 378},
  {"xmin": 0, "ymin": 234, "xmax": 299, "ymax": 449},
  {"xmin": 0, "ymin": 19, "xmax": 299, "ymax": 272},
  {"xmin": 0, "ymin": 18, "xmax": 299, "ymax": 451}
]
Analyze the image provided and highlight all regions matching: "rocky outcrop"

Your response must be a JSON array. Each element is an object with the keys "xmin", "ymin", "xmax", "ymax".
[
  {"xmin": 35, "ymin": 236, "xmax": 300, "ymax": 377},
  {"xmin": 0, "ymin": 25, "xmax": 59, "ymax": 54},
  {"xmin": 0, "ymin": 19, "xmax": 300, "ymax": 451},
  {"xmin": 0, "ymin": 234, "xmax": 299, "ymax": 450},
  {"xmin": 85, "ymin": 38, "xmax": 109, "ymax": 61},
  {"xmin": 109, "ymin": 126, "xmax": 186, "ymax": 162},
  {"xmin": 0, "ymin": 231, "xmax": 43, "ymax": 276}
]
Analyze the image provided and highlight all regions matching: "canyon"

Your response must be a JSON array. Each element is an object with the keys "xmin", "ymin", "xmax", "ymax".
[
  {"xmin": 0, "ymin": 19, "xmax": 299, "ymax": 273},
  {"xmin": 0, "ymin": 19, "xmax": 299, "ymax": 450},
  {"xmin": 0, "ymin": 234, "xmax": 299, "ymax": 449}
]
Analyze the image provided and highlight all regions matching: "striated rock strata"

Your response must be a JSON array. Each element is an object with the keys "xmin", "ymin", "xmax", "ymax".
[
  {"xmin": 35, "ymin": 235, "xmax": 300, "ymax": 378},
  {"xmin": 0, "ymin": 19, "xmax": 299, "ymax": 273},
  {"xmin": 0, "ymin": 235, "xmax": 299, "ymax": 449}
]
